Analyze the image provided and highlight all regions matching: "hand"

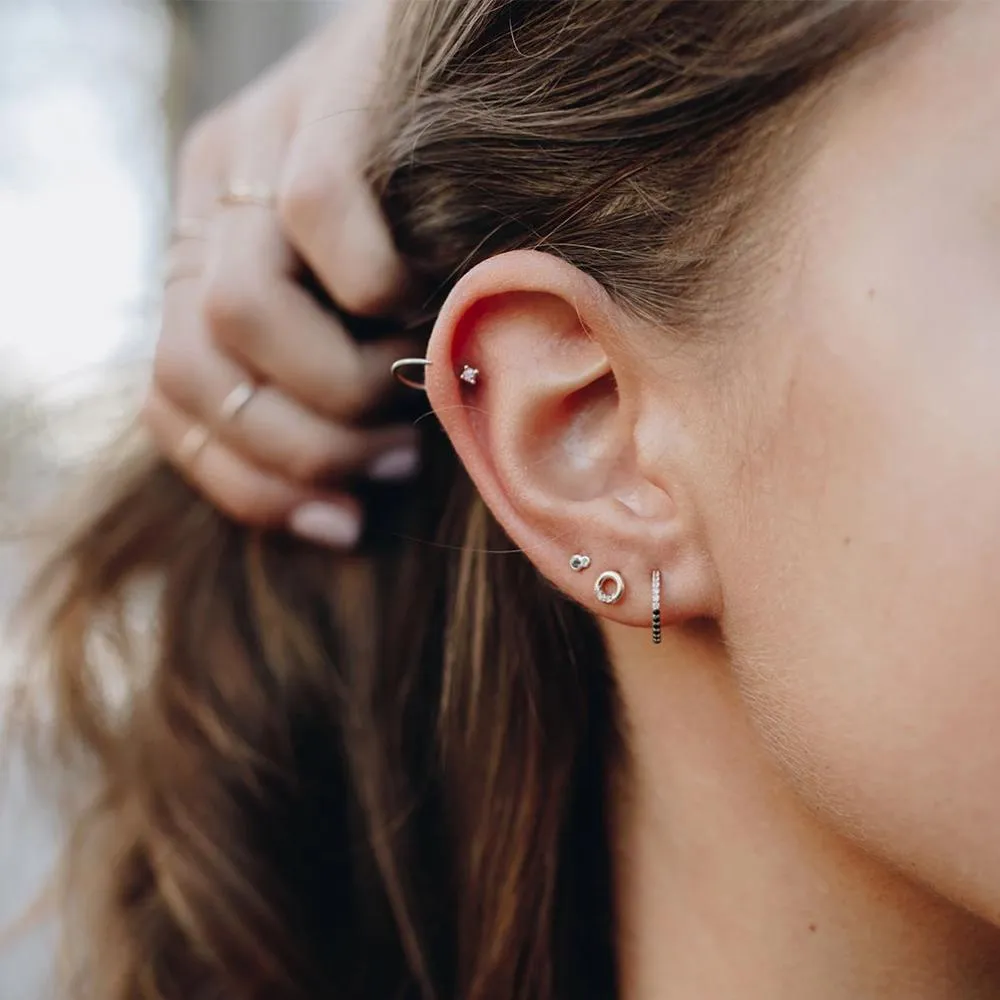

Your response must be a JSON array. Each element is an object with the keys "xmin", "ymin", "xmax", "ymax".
[{"xmin": 145, "ymin": 0, "xmax": 420, "ymax": 549}]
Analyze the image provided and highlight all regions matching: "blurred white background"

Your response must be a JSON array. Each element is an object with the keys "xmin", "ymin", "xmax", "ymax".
[{"xmin": 0, "ymin": 2, "xmax": 335, "ymax": 995}]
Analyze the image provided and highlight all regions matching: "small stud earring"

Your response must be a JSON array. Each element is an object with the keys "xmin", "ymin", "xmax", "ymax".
[
  {"xmin": 569, "ymin": 553, "xmax": 591, "ymax": 572},
  {"xmin": 594, "ymin": 570, "xmax": 625, "ymax": 605},
  {"xmin": 459, "ymin": 364, "xmax": 480, "ymax": 386}
]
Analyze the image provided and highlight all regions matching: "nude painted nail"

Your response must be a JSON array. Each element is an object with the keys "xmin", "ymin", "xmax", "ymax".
[
  {"xmin": 367, "ymin": 445, "xmax": 420, "ymax": 482},
  {"xmin": 288, "ymin": 503, "xmax": 362, "ymax": 548}
]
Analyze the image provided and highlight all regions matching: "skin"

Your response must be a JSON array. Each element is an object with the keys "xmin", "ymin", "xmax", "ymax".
[
  {"xmin": 425, "ymin": 2, "xmax": 1000, "ymax": 997},
  {"xmin": 149, "ymin": 0, "xmax": 420, "ymax": 543}
]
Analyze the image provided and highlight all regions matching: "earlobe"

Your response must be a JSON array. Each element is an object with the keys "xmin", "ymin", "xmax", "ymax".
[{"xmin": 421, "ymin": 249, "xmax": 718, "ymax": 631}]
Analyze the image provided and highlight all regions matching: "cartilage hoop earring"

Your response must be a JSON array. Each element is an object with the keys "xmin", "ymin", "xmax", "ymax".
[
  {"xmin": 569, "ymin": 553, "xmax": 591, "ymax": 572},
  {"xmin": 651, "ymin": 569, "xmax": 662, "ymax": 645},
  {"xmin": 595, "ymin": 570, "xmax": 625, "ymax": 605},
  {"xmin": 391, "ymin": 357, "xmax": 431, "ymax": 390}
]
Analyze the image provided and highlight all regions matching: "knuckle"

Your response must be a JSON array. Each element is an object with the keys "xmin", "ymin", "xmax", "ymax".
[
  {"xmin": 277, "ymin": 154, "xmax": 346, "ymax": 237},
  {"xmin": 284, "ymin": 431, "xmax": 345, "ymax": 483},
  {"xmin": 279, "ymin": 148, "xmax": 405, "ymax": 317},
  {"xmin": 202, "ymin": 277, "xmax": 262, "ymax": 342},
  {"xmin": 333, "ymin": 271, "xmax": 397, "ymax": 318}
]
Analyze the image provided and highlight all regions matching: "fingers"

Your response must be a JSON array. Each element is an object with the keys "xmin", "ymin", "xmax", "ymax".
[
  {"xmin": 205, "ymin": 139, "xmax": 296, "ymax": 313},
  {"xmin": 276, "ymin": 2, "xmax": 415, "ymax": 319},
  {"xmin": 207, "ymin": 271, "xmax": 416, "ymax": 419},
  {"xmin": 200, "ymin": 152, "xmax": 401, "ymax": 420},
  {"xmin": 205, "ymin": 175, "xmax": 417, "ymax": 421},
  {"xmin": 278, "ymin": 129, "xmax": 419, "ymax": 319},
  {"xmin": 154, "ymin": 294, "xmax": 418, "ymax": 485},
  {"xmin": 156, "ymin": 77, "xmax": 421, "ymax": 538},
  {"xmin": 167, "ymin": 105, "xmax": 414, "ymax": 442},
  {"xmin": 143, "ymin": 390, "xmax": 363, "ymax": 548}
]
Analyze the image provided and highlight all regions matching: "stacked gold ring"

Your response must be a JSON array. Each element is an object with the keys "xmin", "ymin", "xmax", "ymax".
[{"xmin": 218, "ymin": 180, "xmax": 276, "ymax": 208}]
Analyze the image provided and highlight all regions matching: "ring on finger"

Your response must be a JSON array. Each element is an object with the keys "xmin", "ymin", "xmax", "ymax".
[
  {"xmin": 178, "ymin": 423, "xmax": 211, "ymax": 466},
  {"xmin": 218, "ymin": 381, "xmax": 257, "ymax": 424},
  {"xmin": 218, "ymin": 179, "xmax": 275, "ymax": 208}
]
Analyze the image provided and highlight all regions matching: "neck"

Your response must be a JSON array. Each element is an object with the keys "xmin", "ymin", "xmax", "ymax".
[{"xmin": 604, "ymin": 620, "xmax": 1000, "ymax": 1000}]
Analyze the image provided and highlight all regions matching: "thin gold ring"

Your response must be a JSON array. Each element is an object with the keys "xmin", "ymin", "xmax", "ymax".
[
  {"xmin": 218, "ymin": 180, "xmax": 275, "ymax": 208},
  {"xmin": 219, "ymin": 381, "xmax": 256, "ymax": 423},
  {"xmin": 178, "ymin": 424, "xmax": 211, "ymax": 466}
]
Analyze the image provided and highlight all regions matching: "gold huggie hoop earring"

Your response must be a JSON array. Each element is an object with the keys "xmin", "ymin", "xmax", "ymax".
[
  {"xmin": 651, "ymin": 569, "xmax": 662, "ymax": 645},
  {"xmin": 391, "ymin": 358, "xmax": 432, "ymax": 390},
  {"xmin": 595, "ymin": 570, "xmax": 625, "ymax": 605}
]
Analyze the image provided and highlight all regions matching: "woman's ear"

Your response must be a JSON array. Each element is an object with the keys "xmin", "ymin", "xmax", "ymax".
[{"xmin": 425, "ymin": 249, "xmax": 719, "ymax": 630}]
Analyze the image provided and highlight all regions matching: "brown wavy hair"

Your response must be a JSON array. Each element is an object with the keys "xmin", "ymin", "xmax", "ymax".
[{"xmin": 13, "ymin": 2, "xmax": 905, "ymax": 998}]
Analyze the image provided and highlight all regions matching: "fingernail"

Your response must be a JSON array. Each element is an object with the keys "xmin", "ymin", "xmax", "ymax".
[
  {"xmin": 367, "ymin": 445, "xmax": 420, "ymax": 482},
  {"xmin": 288, "ymin": 503, "xmax": 362, "ymax": 548}
]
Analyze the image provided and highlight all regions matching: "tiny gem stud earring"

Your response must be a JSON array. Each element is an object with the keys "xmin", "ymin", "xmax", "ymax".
[
  {"xmin": 459, "ymin": 364, "xmax": 480, "ymax": 386},
  {"xmin": 569, "ymin": 553, "xmax": 591, "ymax": 572}
]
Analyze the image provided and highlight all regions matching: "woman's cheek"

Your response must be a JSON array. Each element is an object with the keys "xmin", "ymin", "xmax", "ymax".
[{"xmin": 718, "ymin": 298, "xmax": 1000, "ymax": 922}]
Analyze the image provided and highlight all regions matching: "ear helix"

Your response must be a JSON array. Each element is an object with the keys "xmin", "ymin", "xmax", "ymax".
[{"xmin": 391, "ymin": 357, "xmax": 662, "ymax": 643}]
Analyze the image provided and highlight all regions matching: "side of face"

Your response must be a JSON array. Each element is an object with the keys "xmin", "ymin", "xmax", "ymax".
[
  {"xmin": 707, "ymin": 0, "xmax": 1000, "ymax": 920},
  {"xmin": 421, "ymin": 0, "xmax": 1000, "ymax": 928}
]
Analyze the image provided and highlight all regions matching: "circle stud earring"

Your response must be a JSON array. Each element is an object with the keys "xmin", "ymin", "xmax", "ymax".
[
  {"xmin": 594, "ymin": 570, "xmax": 625, "ymax": 605},
  {"xmin": 391, "ymin": 357, "xmax": 432, "ymax": 390}
]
